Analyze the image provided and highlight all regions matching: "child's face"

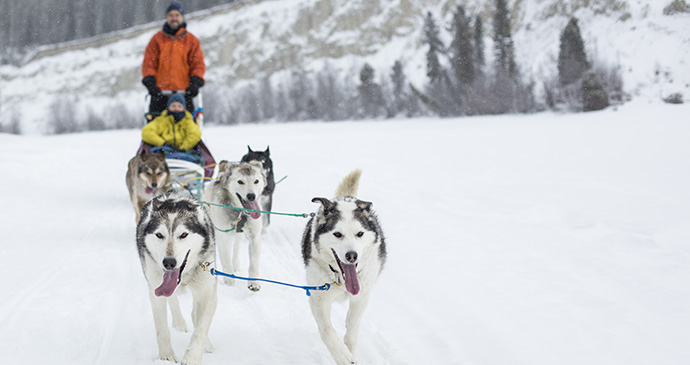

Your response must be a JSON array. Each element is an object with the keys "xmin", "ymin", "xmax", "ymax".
[{"xmin": 168, "ymin": 101, "xmax": 184, "ymax": 112}]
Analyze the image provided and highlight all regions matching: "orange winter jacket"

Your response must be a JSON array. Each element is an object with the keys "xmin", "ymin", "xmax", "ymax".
[{"xmin": 142, "ymin": 26, "xmax": 205, "ymax": 91}]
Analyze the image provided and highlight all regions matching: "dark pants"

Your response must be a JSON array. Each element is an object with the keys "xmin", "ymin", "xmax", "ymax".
[{"xmin": 149, "ymin": 93, "xmax": 196, "ymax": 114}]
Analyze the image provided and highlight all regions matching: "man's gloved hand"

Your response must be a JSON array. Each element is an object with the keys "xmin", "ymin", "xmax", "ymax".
[
  {"xmin": 142, "ymin": 76, "xmax": 162, "ymax": 98},
  {"xmin": 185, "ymin": 76, "xmax": 205, "ymax": 97}
]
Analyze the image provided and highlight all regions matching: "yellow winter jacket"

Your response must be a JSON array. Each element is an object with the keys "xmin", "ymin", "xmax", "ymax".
[{"xmin": 141, "ymin": 110, "xmax": 201, "ymax": 151}]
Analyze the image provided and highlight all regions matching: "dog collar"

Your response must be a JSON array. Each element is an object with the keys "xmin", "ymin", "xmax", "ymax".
[{"xmin": 328, "ymin": 265, "xmax": 343, "ymax": 286}]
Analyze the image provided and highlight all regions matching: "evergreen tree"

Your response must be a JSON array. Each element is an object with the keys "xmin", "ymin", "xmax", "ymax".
[
  {"xmin": 474, "ymin": 16, "xmax": 485, "ymax": 76},
  {"xmin": 423, "ymin": 12, "xmax": 445, "ymax": 85},
  {"xmin": 274, "ymin": 87, "xmax": 290, "ymax": 122},
  {"xmin": 258, "ymin": 77, "xmax": 275, "ymax": 120},
  {"xmin": 357, "ymin": 63, "xmax": 385, "ymax": 118},
  {"xmin": 287, "ymin": 67, "xmax": 311, "ymax": 120},
  {"xmin": 391, "ymin": 61, "xmax": 405, "ymax": 100},
  {"xmin": 449, "ymin": 5, "xmax": 475, "ymax": 87},
  {"xmin": 315, "ymin": 62, "xmax": 345, "ymax": 121},
  {"xmin": 492, "ymin": 0, "xmax": 517, "ymax": 79},
  {"xmin": 558, "ymin": 17, "xmax": 590, "ymax": 86},
  {"xmin": 390, "ymin": 61, "xmax": 406, "ymax": 116},
  {"xmin": 581, "ymin": 72, "xmax": 609, "ymax": 111}
]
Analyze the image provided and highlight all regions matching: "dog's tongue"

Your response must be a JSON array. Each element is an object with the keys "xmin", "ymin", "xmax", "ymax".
[
  {"xmin": 145, "ymin": 187, "xmax": 156, "ymax": 195},
  {"xmin": 245, "ymin": 200, "xmax": 261, "ymax": 220},
  {"xmin": 155, "ymin": 268, "xmax": 180, "ymax": 297},
  {"xmin": 342, "ymin": 263, "xmax": 360, "ymax": 295}
]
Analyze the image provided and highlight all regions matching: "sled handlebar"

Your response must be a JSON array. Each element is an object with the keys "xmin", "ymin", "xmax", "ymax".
[{"xmin": 161, "ymin": 90, "xmax": 186, "ymax": 95}]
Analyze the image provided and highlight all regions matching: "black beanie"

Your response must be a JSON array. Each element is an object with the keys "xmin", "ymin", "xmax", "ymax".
[
  {"xmin": 167, "ymin": 93, "xmax": 186, "ymax": 109},
  {"xmin": 166, "ymin": 1, "xmax": 184, "ymax": 15}
]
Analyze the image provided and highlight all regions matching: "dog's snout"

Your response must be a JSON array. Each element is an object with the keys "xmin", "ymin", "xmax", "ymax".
[
  {"xmin": 163, "ymin": 257, "xmax": 177, "ymax": 270},
  {"xmin": 345, "ymin": 251, "xmax": 358, "ymax": 263},
  {"xmin": 151, "ymin": 182, "xmax": 158, "ymax": 188},
  {"xmin": 246, "ymin": 193, "xmax": 256, "ymax": 201}
]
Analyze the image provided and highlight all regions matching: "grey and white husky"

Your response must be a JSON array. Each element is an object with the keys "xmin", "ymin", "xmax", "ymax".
[
  {"xmin": 136, "ymin": 191, "xmax": 217, "ymax": 364},
  {"xmin": 202, "ymin": 160, "xmax": 266, "ymax": 291},
  {"xmin": 301, "ymin": 170, "xmax": 387, "ymax": 365}
]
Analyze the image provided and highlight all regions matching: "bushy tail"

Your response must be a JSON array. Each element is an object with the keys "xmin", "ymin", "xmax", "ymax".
[{"xmin": 335, "ymin": 169, "xmax": 362, "ymax": 198}]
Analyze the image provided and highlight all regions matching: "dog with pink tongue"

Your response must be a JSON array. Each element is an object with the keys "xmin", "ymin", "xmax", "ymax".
[
  {"xmin": 301, "ymin": 169, "xmax": 387, "ymax": 365},
  {"xmin": 136, "ymin": 191, "xmax": 217, "ymax": 364},
  {"xmin": 202, "ymin": 160, "xmax": 267, "ymax": 292}
]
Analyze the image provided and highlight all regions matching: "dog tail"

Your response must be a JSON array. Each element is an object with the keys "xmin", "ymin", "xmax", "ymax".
[{"xmin": 335, "ymin": 169, "xmax": 362, "ymax": 198}]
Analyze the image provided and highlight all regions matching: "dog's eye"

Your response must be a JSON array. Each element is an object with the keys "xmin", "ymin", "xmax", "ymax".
[
  {"xmin": 179, "ymin": 232, "xmax": 188, "ymax": 239},
  {"xmin": 238, "ymin": 180, "xmax": 244, "ymax": 185},
  {"xmin": 356, "ymin": 231, "xmax": 364, "ymax": 238},
  {"xmin": 333, "ymin": 232, "xmax": 343, "ymax": 238},
  {"xmin": 254, "ymin": 180, "xmax": 259, "ymax": 184},
  {"xmin": 155, "ymin": 233, "xmax": 164, "ymax": 239}
]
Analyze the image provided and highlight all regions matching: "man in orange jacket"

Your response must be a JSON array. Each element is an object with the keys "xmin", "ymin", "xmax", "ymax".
[{"xmin": 142, "ymin": 1, "xmax": 205, "ymax": 114}]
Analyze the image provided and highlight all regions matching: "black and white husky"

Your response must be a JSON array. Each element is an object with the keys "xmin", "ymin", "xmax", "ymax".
[
  {"xmin": 136, "ymin": 191, "xmax": 217, "ymax": 364},
  {"xmin": 202, "ymin": 160, "xmax": 267, "ymax": 291},
  {"xmin": 241, "ymin": 146, "xmax": 275, "ymax": 228},
  {"xmin": 301, "ymin": 170, "xmax": 387, "ymax": 365}
]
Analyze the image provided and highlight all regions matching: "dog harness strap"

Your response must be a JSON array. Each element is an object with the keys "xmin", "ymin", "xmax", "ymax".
[
  {"xmin": 204, "ymin": 266, "xmax": 331, "ymax": 296},
  {"xmin": 200, "ymin": 200, "xmax": 314, "ymax": 218}
]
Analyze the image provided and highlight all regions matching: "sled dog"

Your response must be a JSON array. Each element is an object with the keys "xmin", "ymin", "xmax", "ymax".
[
  {"xmin": 301, "ymin": 170, "xmax": 387, "ymax": 365},
  {"xmin": 136, "ymin": 191, "xmax": 217, "ymax": 364},
  {"xmin": 202, "ymin": 160, "xmax": 267, "ymax": 291},
  {"xmin": 241, "ymin": 146, "xmax": 275, "ymax": 228},
  {"xmin": 126, "ymin": 149, "xmax": 171, "ymax": 222}
]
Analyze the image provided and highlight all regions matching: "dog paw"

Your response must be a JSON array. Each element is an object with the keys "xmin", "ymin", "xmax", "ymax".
[
  {"xmin": 248, "ymin": 282, "xmax": 261, "ymax": 291},
  {"xmin": 158, "ymin": 352, "xmax": 178, "ymax": 363},
  {"xmin": 333, "ymin": 349, "xmax": 357, "ymax": 365},
  {"xmin": 172, "ymin": 318, "xmax": 189, "ymax": 333},
  {"xmin": 180, "ymin": 352, "xmax": 202, "ymax": 365},
  {"xmin": 222, "ymin": 277, "xmax": 236, "ymax": 286},
  {"xmin": 205, "ymin": 339, "xmax": 215, "ymax": 353}
]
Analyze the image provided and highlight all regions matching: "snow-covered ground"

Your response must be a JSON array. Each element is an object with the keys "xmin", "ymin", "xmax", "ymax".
[{"xmin": 1, "ymin": 101, "xmax": 689, "ymax": 364}]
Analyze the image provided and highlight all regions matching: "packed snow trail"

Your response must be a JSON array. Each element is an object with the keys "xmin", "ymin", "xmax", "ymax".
[{"xmin": 1, "ymin": 103, "xmax": 690, "ymax": 364}]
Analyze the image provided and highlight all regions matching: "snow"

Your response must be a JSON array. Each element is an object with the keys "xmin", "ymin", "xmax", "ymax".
[{"xmin": 1, "ymin": 101, "xmax": 689, "ymax": 364}]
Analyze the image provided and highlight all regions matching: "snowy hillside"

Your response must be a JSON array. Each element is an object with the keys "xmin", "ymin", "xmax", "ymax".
[
  {"xmin": 0, "ymin": 102, "xmax": 689, "ymax": 364},
  {"xmin": 1, "ymin": 0, "xmax": 689, "ymax": 134}
]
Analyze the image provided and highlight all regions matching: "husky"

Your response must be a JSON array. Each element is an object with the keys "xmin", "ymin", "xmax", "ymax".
[
  {"xmin": 202, "ymin": 160, "xmax": 266, "ymax": 291},
  {"xmin": 240, "ymin": 146, "xmax": 275, "ymax": 228},
  {"xmin": 301, "ymin": 170, "xmax": 387, "ymax": 365},
  {"xmin": 126, "ymin": 149, "xmax": 171, "ymax": 222},
  {"xmin": 136, "ymin": 191, "xmax": 217, "ymax": 365}
]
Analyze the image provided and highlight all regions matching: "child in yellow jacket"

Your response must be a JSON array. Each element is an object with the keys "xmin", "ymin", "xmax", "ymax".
[{"xmin": 142, "ymin": 93, "xmax": 200, "ymax": 151}]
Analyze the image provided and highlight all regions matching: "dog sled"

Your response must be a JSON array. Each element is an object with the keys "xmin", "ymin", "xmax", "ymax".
[{"xmin": 138, "ymin": 90, "xmax": 215, "ymax": 199}]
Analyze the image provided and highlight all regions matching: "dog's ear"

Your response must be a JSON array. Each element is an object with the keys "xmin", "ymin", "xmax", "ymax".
[
  {"xmin": 218, "ymin": 160, "xmax": 229, "ymax": 174},
  {"xmin": 355, "ymin": 199, "xmax": 373, "ymax": 216},
  {"xmin": 152, "ymin": 198, "xmax": 163, "ymax": 212},
  {"xmin": 265, "ymin": 146, "xmax": 270, "ymax": 156},
  {"xmin": 154, "ymin": 149, "xmax": 166, "ymax": 160},
  {"xmin": 248, "ymin": 160, "xmax": 263, "ymax": 170},
  {"xmin": 311, "ymin": 197, "xmax": 336, "ymax": 215},
  {"xmin": 223, "ymin": 162, "xmax": 240, "ymax": 177},
  {"xmin": 247, "ymin": 145, "xmax": 253, "ymax": 153}
]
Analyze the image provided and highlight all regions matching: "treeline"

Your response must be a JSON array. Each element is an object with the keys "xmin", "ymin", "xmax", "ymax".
[
  {"xmin": 204, "ymin": 0, "xmax": 622, "ymax": 125},
  {"xmin": 0, "ymin": 0, "xmax": 229, "ymax": 64}
]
